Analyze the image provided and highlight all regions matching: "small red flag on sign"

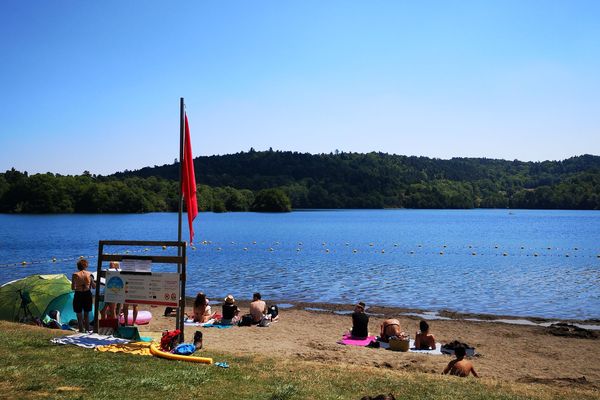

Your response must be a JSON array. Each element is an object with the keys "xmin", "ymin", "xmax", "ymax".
[{"xmin": 182, "ymin": 113, "xmax": 198, "ymax": 243}]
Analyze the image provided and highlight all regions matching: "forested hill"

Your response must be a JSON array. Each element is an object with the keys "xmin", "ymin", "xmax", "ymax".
[
  {"xmin": 112, "ymin": 151, "xmax": 600, "ymax": 210},
  {"xmin": 1, "ymin": 151, "xmax": 599, "ymax": 213}
]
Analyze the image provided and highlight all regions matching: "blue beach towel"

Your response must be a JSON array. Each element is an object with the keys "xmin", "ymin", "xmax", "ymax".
[
  {"xmin": 173, "ymin": 343, "xmax": 197, "ymax": 355},
  {"xmin": 201, "ymin": 323, "xmax": 234, "ymax": 329},
  {"xmin": 50, "ymin": 333, "xmax": 130, "ymax": 349}
]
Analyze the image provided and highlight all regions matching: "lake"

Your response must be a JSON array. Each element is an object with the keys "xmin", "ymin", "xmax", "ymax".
[{"xmin": 0, "ymin": 210, "xmax": 599, "ymax": 320}]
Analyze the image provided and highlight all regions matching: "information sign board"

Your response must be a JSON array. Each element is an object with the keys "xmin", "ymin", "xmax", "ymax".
[{"xmin": 105, "ymin": 270, "xmax": 180, "ymax": 306}]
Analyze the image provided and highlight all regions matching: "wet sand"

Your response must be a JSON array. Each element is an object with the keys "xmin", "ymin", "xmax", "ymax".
[{"xmin": 136, "ymin": 300, "xmax": 600, "ymax": 390}]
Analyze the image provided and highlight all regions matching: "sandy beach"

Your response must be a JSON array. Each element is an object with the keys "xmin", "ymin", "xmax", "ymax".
[{"xmin": 134, "ymin": 300, "xmax": 600, "ymax": 390}]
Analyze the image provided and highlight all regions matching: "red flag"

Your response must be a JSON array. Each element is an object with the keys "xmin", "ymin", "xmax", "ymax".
[{"xmin": 182, "ymin": 113, "xmax": 198, "ymax": 243}]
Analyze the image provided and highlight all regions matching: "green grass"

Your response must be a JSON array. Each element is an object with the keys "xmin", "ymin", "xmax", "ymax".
[{"xmin": 0, "ymin": 321, "xmax": 595, "ymax": 400}]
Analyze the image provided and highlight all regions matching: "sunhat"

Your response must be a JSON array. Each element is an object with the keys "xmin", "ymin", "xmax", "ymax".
[
  {"xmin": 356, "ymin": 301, "xmax": 366, "ymax": 310},
  {"xmin": 224, "ymin": 294, "xmax": 235, "ymax": 304}
]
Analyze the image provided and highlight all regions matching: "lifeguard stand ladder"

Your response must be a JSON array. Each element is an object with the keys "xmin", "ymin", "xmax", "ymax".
[{"xmin": 92, "ymin": 240, "xmax": 187, "ymax": 340}]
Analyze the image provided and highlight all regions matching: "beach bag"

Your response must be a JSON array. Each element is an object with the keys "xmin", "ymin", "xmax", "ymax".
[
  {"xmin": 238, "ymin": 314, "xmax": 254, "ymax": 327},
  {"xmin": 160, "ymin": 329, "xmax": 181, "ymax": 351},
  {"xmin": 389, "ymin": 334, "xmax": 410, "ymax": 352}
]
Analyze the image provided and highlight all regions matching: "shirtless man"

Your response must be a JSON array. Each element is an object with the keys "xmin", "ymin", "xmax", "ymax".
[
  {"xmin": 249, "ymin": 292, "xmax": 267, "ymax": 323},
  {"xmin": 379, "ymin": 318, "xmax": 402, "ymax": 342},
  {"xmin": 443, "ymin": 345, "xmax": 479, "ymax": 377}
]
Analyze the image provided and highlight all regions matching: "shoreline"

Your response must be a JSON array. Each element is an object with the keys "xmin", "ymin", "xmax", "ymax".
[{"xmin": 183, "ymin": 297, "xmax": 600, "ymax": 330}]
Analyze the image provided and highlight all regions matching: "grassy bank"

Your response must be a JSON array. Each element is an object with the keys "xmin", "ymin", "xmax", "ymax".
[{"xmin": 0, "ymin": 321, "xmax": 595, "ymax": 400}]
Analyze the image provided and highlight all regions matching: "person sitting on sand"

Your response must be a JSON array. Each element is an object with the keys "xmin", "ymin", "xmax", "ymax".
[
  {"xmin": 443, "ymin": 345, "xmax": 479, "ymax": 377},
  {"xmin": 249, "ymin": 292, "xmax": 267, "ymax": 323},
  {"xmin": 71, "ymin": 259, "xmax": 96, "ymax": 333},
  {"xmin": 192, "ymin": 292, "xmax": 214, "ymax": 323},
  {"xmin": 414, "ymin": 320, "xmax": 436, "ymax": 350},
  {"xmin": 379, "ymin": 318, "xmax": 402, "ymax": 342},
  {"xmin": 351, "ymin": 301, "xmax": 369, "ymax": 339},
  {"xmin": 221, "ymin": 294, "xmax": 240, "ymax": 325}
]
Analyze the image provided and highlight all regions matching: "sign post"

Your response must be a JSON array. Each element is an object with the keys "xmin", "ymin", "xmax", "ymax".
[{"xmin": 93, "ymin": 240, "xmax": 186, "ymax": 340}]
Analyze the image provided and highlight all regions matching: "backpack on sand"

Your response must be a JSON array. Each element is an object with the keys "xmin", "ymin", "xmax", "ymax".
[{"xmin": 160, "ymin": 329, "xmax": 181, "ymax": 351}]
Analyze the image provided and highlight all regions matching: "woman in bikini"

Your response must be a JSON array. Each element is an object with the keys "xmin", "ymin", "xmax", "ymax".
[
  {"xmin": 414, "ymin": 320, "xmax": 436, "ymax": 350},
  {"xmin": 380, "ymin": 318, "xmax": 402, "ymax": 342},
  {"xmin": 71, "ymin": 259, "xmax": 96, "ymax": 332},
  {"xmin": 192, "ymin": 292, "xmax": 214, "ymax": 323}
]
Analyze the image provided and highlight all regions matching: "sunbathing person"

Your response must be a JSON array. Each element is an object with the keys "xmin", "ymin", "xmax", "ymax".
[
  {"xmin": 414, "ymin": 320, "xmax": 436, "ymax": 350},
  {"xmin": 351, "ymin": 301, "xmax": 369, "ymax": 339},
  {"xmin": 443, "ymin": 345, "xmax": 479, "ymax": 377},
  {"xmin": 192, "ymin": 292, "xmax": 214, "ymax": 323},
  {"xmin": 249, "ymin": 292, "xmax": 267, "ymax": 324},
  {"xmin": 379, "ymin": 318, "xmax": 402, "ymax": 342},
  {"xmin": 221, "ymin": 294, "xmax": 240, "ymax": 325}
]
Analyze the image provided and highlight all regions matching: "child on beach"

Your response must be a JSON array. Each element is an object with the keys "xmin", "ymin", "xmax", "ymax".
[
  {"xmin": 414, "ymin": 320, "xmax": 436, "ymax": 350},
  {"xmin": 443, "ymin": 345, "xmax": 479, "ymax": 377},
  {"xmin": 71, "ymin": 259, "xmax": 96, "ymax": 332}
]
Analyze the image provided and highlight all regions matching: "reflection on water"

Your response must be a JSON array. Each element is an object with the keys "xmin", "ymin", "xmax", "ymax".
[{"xmin": 0, "ymin": 210, "xmax": 599, "ymax": 320}]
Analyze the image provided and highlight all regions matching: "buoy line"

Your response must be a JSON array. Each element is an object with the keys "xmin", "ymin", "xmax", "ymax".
[{"xmin": 1, "ymin": 243, "xmax": 597, "ymax": 268}]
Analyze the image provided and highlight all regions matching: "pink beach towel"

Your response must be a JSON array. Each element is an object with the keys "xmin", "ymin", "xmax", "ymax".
[{"xmin": 338, "ymin": 333, "xmax": 377, "ymax": 346}]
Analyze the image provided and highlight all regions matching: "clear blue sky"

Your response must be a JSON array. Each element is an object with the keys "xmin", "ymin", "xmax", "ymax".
[{"xmin": 0, "ymin": 1, "xmax": 598, "ymax": 175}]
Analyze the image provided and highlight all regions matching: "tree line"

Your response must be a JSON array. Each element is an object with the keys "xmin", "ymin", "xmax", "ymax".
[{"xmin": 1, "ymin": 151, "xmax": 599, "ymax": 213}]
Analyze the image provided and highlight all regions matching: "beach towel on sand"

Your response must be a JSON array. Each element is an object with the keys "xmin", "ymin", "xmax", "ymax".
[
  {"xmin": 51, "ymin": 333, "xmax": 130, "ymax": 349},
  {"xmin": 337, "ymin": 335, "xmax": 443, "ymax": 355},
  {"xmin": 338, "ymin": 333, "xmax": 378, "ymax": 346},
  {"xmin": 184, "ymin": 318, "xmax": 233, "ymax": 328}
]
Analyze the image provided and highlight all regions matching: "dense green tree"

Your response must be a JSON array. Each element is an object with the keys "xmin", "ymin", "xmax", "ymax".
[{"xmin": 251, "ymin": 189, "xmax": 292, "ymax": 212}]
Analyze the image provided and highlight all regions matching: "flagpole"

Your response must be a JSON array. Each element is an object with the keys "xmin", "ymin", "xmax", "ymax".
[{"xmin": 177, "ymin": 97, "xmax": 184, "ymax": 332}]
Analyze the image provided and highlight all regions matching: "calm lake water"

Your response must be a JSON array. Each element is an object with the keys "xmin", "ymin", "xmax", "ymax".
[{"xmin": 1, "ymin": 210, "xmax": 599, "ymax": 320}]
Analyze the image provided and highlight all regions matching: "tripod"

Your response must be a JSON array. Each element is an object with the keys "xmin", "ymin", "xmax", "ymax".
[{"xmin": 16, "ymin": 289, "xmax": 33, "ymax": 322}]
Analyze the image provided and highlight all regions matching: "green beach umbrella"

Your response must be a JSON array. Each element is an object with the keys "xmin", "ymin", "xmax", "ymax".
[{"xmin": 0, "ymin": 274, "xmax": 72, "ymax": 322}]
